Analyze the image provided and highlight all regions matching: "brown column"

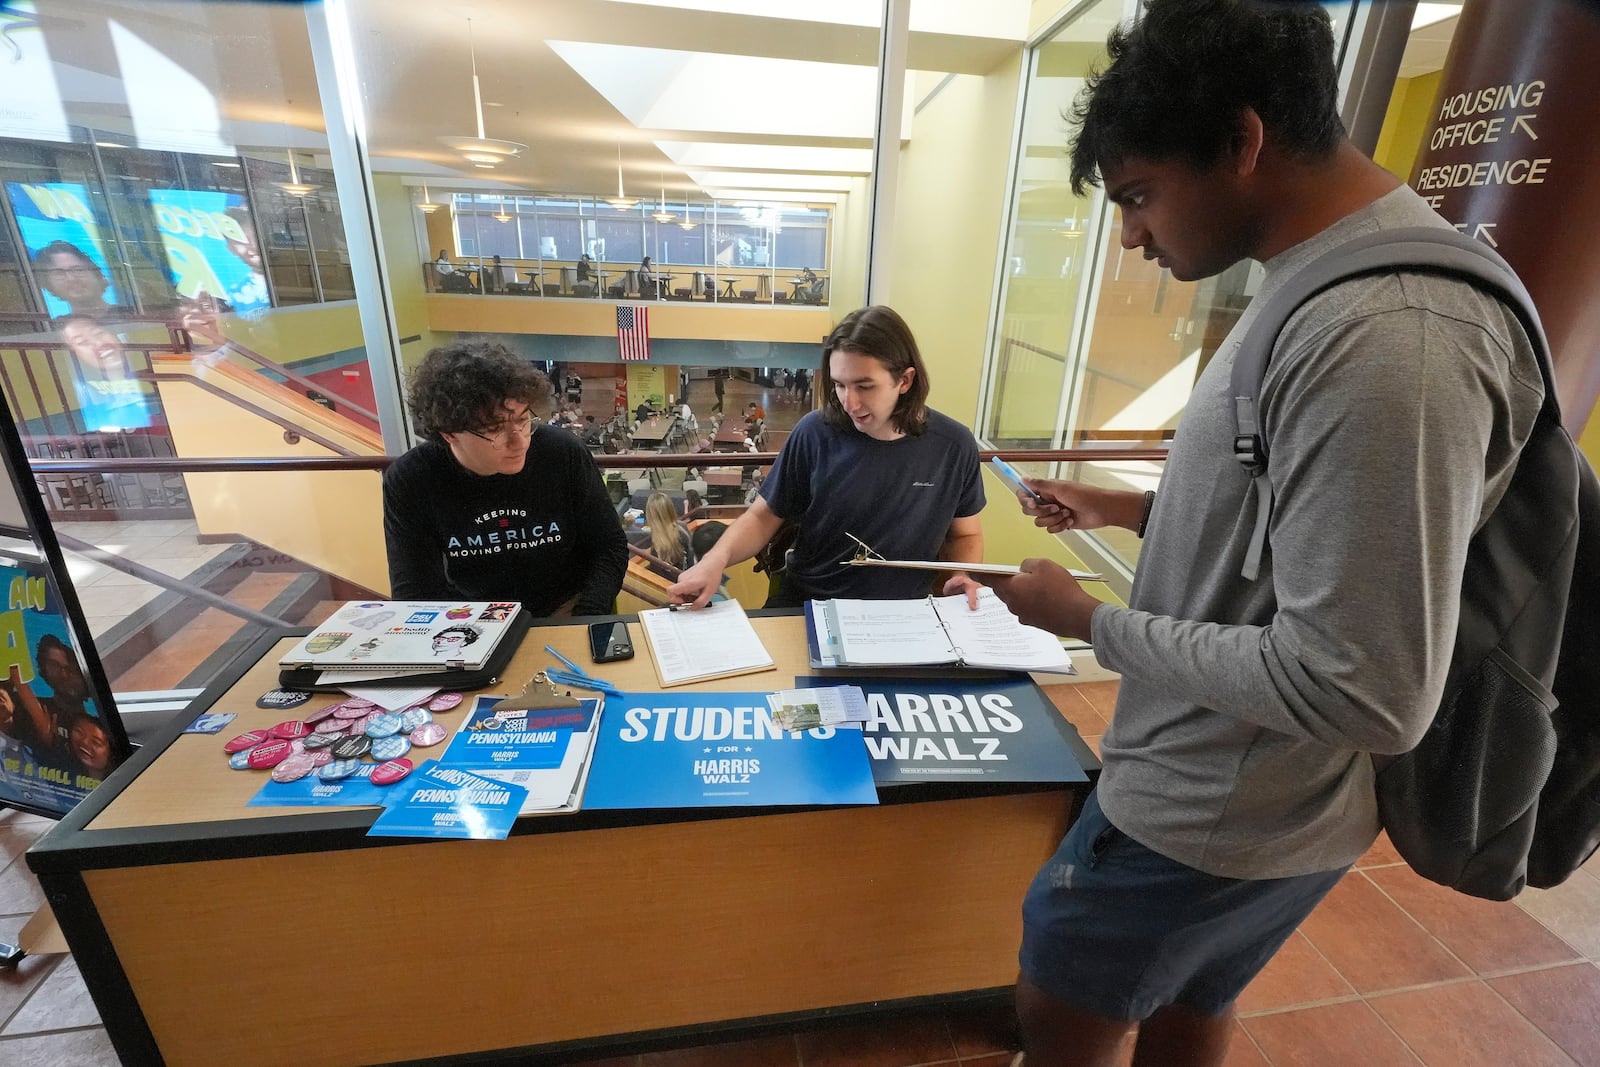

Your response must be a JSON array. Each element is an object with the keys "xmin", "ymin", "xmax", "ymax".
[{"xmin": 1408, "ymin": 0, "xmax": 1600, "ymax": 435}]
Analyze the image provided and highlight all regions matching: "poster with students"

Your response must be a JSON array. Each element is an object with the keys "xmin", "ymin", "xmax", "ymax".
[
  {"xmin": 6, "ymin": 181, "xmax": 124, "ymax": 320},
  {"xmin": 0, "ymin": 557, "xmax": 127, "ymax": 816}
]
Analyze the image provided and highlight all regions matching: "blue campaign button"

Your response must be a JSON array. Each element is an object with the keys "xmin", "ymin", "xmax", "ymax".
[
  {"xmin": 370, "ymin": 735, "xmax": 412, "ymax": 761},
  {"xmin": 365, "ymin": 714, "xmax": 404, "ymax": 739},
  {"xmin": 228, "ymin": 750, "xmax": 253, "ymax": 770},
  {"xmin": 398, "ymin": 709, "xmax": 433, "ymax": 734},
  {"xmin": 317, "ymin": 759, "xmax": 362, "ymax": 781}
]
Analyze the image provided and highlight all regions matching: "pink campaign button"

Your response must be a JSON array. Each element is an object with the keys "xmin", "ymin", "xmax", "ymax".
[
  {"xmin": 369, "ymin": 758, "xmax": 414, "ymax": 786},
  {"xmin": 408, "ymin": 722, "xmax": 448, "ymax": 747},
  {"xmin": 246, "ymin": 739, "xmax": 293, "ymax": 769},
  {"xmin": 427, "ymin": 692, "xmax": 463, "ymax": 712},
  {"xmin": 223, "ymin": 730, "xmax": 269, "ymax": 754}
]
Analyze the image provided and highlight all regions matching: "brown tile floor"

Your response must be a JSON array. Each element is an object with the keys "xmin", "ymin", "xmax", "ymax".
[{"xmin": 5, "ymin": 689, "xmax": 1600, "ymax": 1065}]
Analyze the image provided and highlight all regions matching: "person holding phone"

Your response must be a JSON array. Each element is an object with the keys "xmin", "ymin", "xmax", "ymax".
[{"xmin": 669, "ymin": 305, "xmax": 985, "ymax": 609}]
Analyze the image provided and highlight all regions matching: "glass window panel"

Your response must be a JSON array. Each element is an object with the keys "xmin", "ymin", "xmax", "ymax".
[{"xmin": 0, "ymin": 0, "xmax": 397, "ymax": 704}]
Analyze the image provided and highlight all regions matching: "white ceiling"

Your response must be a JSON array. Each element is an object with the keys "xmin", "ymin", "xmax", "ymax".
[
  {"xmin": 15, "ymin": 0, "xmax": 1030, "ymax": 205},
  {"xmin": 10, "ymin": 0, "xmax": 1469, "ymax": 203}
]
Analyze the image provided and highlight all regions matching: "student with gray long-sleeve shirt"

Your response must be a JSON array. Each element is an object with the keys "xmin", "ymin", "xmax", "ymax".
[{"xmin": 987, "ymin": 5, "xmax": 1542, "ymax": 1066}]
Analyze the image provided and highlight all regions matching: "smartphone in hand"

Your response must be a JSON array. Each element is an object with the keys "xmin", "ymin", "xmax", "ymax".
[{"xmin": 990, "ymin": 456, "xmax": 1043, "ymax": 503}]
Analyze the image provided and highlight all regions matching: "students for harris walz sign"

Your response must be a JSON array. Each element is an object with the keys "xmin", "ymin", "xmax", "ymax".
[
  {"xmin": 799, "ymin": 676, "xmax": 1091, "ymax": 785},
  {"xmin": 0, "ymin": 561, "xmax": 125, "ymax": 816},
  {"xmin": 582, "ymin": 691, "xmax": 879, "ymax": 809}
]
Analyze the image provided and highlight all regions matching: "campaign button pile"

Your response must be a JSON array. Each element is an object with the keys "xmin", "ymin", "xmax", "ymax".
[{"xmin": 224, "ymin": 694, "xmax": 456, "ymax": 795}]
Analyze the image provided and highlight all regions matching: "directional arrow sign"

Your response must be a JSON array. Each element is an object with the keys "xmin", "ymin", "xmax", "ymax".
[
  {"xmin": 1474, "ymin": 222, "xmax": 1499, "ymax": 247},
  {"xmin": 1513, "ymin": 114, "xmax": 1539, "ymax": 140}
]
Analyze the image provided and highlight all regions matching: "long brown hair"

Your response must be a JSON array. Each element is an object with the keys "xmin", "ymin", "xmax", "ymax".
[{"xmin": 818, "ymin": 305, "xmax": 931, "ymax": 436}]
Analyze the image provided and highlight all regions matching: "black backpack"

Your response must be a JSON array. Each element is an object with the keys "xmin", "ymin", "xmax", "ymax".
[{"xmin": 1231, "ymin": 225, "xmax": 1600, "ymax": 900}]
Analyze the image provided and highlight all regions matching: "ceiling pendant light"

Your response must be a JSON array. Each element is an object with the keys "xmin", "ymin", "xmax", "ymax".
[
  {"xmin": 650, "ymin": 171, "xmax": 675, "ymax": 224},
  {"xmin": 492, "ymin": 196, "xmax": 513, "ymax": 224},
  {"xmin": 606, "ymin": 143, "xmax": 637, "ymax": 210},
  {"xmin": 275, "ymin": 150, "xmax": 318, "ymax": 197},
  {"xmin": 677, "ymin": 193, "xmax": 698, "ymax": 231},
  {"xmin": 437, "ymin": 18, "xmax": 527, "ymax": 170},
  {"xmin": 416, "ymin": 179, "xmax": 443, "ymax": 214}
]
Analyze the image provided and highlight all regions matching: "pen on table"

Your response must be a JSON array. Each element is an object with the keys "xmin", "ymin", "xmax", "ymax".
[{"xmin": 543, "ymin": 644, "xmax": 585, "ymax": 674}]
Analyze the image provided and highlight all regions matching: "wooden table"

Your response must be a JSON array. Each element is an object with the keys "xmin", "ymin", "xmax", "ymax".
[
  {"xmin": 27, "ymin": 613, "xmax": 1101, "ymax": 1067},
  {"xmin": 631, "ymin": 415, "xmax": 676, "ymax": 447}
]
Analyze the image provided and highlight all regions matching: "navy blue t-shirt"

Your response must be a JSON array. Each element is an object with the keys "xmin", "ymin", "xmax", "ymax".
[{"xmin": 760, "ymin": 409, "xmax": 984, "ymax": 600}]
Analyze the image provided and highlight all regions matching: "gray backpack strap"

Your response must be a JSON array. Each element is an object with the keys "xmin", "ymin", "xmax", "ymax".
[{"xmin": 1231, "ymin": 225, "xmax": 1556, "ymax": 581}]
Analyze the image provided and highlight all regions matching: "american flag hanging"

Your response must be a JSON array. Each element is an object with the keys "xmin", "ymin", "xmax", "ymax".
[{"xmin": 617, "ymin": 305, "xmax": 651, "ymax": 361}]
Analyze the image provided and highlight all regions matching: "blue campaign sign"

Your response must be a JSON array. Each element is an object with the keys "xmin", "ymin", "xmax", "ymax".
[
  {"xmin": 582, "ymin": 691, "xmax": 878, "ymax": 810},
  {"xmin": 146, "ymin": 188, "xmax": 270, "ymax": 312},
  {"xmin": 436, "ymin": 696, "xmax": 595, "ymax": 772},
  {"xmin": 796, "ymin": 676, "xmax": 1091, "ymax": 786},
  {"xmin": 367, "ymin": 761, "xmax": 527, "ymax": 840},
  {"xmin": 247, "ymin": 762, "xmax": 388, "ymax": 808}
]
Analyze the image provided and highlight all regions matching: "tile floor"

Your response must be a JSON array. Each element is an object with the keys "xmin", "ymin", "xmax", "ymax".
[
  {"xmin": 3, "ymin": 678, "xmax": 1598, "ymax": 1065},
  {"xmin": 54, "ymin": 519, "xmax": 235, "ymax": 641}
]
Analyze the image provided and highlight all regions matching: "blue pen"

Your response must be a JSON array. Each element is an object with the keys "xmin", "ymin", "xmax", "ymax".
[
  {"xmin": 543, "ymin": 644, "xmax": 586, "ymax": 676},
  {"xmin": 546, "ymin": 668, "xmax": 623, "ymax": 698}
]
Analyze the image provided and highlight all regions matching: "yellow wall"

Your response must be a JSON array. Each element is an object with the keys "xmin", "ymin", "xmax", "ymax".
[
  {"xmin": 375, "ymin": 174, "xmax": 453, "ymax": 375},
  {"xmin": 886, "ymin": 52, "xmax": 1114, "ymax": 600},
  {"xmin": 1373, "ymin": 70, "xmax": 1443, "ymax": 181}
]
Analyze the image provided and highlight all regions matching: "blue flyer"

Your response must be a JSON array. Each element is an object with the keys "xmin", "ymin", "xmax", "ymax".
[
  {"xmin": 184, "ymin": 712, "xmax": 237, "ymax": 735},
  {"xmin": 796, "ymin": 676, "xmax": 1091, "ymax": 785},
  {"xmin": 436, "ymin": 696, "xmax": 595, "ymax": 772},
  {"xmin": 247, "ymin": 762, "xmax": 388, "ymax": 808},
  {"xmin": 582, "ymin": 691, "xmax": 878, "ymax": 809},
  {"xmin": 366, "ymin": 761, "xmax": 528, "ymax": 840}
]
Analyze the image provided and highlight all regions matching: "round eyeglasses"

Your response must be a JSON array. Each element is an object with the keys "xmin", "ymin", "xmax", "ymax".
[{"xmin": 466, "ymin": 413, "xmax": 535, "ymax": 448}]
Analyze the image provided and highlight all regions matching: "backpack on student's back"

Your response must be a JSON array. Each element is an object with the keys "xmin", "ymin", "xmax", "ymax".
[{"xmin": 1230, "ymin": 225, "xmax": 1600, "ymax": 901}]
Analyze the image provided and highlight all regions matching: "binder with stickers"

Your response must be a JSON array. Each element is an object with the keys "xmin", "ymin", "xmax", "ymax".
[{"xmin": 277, "ymin": 600, "xmax": 531, "ymax": 691}]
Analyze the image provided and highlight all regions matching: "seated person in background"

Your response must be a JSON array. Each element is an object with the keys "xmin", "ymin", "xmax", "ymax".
[
  {"xmin": 745, "ymin": 400, "xmax": 766, "ymax": 423},
  {"xmin": 577, "ymin": 253, "xmax": 595, "ymax": 282},
  {"xmin": 689, "ymin": 521, "xmax": 731, "ymax": 602},
  {"xmin": 482, "ymin": 254, "xmax": 505, "ymax": 294},
  {"xmin": 634, "ymin": 400, "xmax": 654, "ymax": 426},
  {"xmin": 383, "ymin": 342, "xmax": 627, "ymax": 618},
  {"xmin": 581, "ymin": 415, "xmax": 605, "ymax": 448},
  {"xmin": 673, "ymin": 305, "xmax": 984, "ymax": 609},
  {"xmin": 638, "ymin": 256, "xmax": 658, "ymax": 299},
  {"xmin": 684, "ymin": 488, "xmax": 705, "ymax": 518},
  {"xmin": 640, "ymin": 491, "xmax": 694, "ymax": 579},
  {"xmin": 433, "ymin": 249, "xmax": 454, "ymax": 284}
]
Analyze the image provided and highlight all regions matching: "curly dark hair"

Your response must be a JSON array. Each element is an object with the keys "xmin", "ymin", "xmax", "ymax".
[
  {"xmin": 818, "ymin": 305, "xmax": 931, "ymax": 437},
  {"xmin": 31, "ymin": 240, "xmax": 102, "ymax": 274},
  {"xmin": 1068, "ymin": 0, "xmax": 1344, "ymax": 195},
  {"xmin": 406, "ymin": 341, "xmax": 553, "ymax": 442}
]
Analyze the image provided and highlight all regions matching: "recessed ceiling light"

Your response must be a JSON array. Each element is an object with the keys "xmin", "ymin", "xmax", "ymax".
[
  {"xmin": 211, "ymin": 160, "xmax": 241, "ymax": 168},
  {"xmin": 484, "ymin": 101, "xmax": 504, "ymax": 108},
  {"xmin": 94, "ymin": 141, "xmax": 126, "ymax": 149}
]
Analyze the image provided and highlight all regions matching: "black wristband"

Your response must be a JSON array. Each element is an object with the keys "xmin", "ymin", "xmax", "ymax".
[{"xmin": 1136, "ymin": 490, "xmax": 1156, "ymax": 538}]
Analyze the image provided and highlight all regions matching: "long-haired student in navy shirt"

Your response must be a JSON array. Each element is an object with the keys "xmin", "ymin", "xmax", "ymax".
[{"xmin": 670, "ymin": 305, "xmax": 985, "ymax": 610}]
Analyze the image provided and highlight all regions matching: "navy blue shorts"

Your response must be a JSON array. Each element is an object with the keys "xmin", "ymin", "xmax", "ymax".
[{"xmin": 1019, "ymin": 790, "xmax": 1347, "ymax": 1021}]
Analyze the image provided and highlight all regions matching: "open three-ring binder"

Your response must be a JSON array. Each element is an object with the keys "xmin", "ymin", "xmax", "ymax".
[{"xmin": 805, "ymin": 588, "xmax": 1076, "ymax": 674}]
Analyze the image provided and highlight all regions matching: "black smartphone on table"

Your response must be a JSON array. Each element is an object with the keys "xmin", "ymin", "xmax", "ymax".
[{"xmin": 587, "ymin": 620, "xmax": 634, "ymax": 663}]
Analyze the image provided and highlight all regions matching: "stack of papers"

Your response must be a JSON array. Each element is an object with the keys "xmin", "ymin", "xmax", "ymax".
[
  {"xmin": 636, "ymin": 600, "xmax": 775, "ymax": 687},
  {"xmin": 434, "ymin": 695, "xmax": 603, "ymax": 815},
  {"xmin": 767, "ymin": 686, "xmax": 869, "ymax": 731}
]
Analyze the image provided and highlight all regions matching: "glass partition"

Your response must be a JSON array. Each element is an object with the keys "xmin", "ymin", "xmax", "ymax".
[{"xmin": 0, "ymin": 0, "xmax": 396, "ymax": 703}]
